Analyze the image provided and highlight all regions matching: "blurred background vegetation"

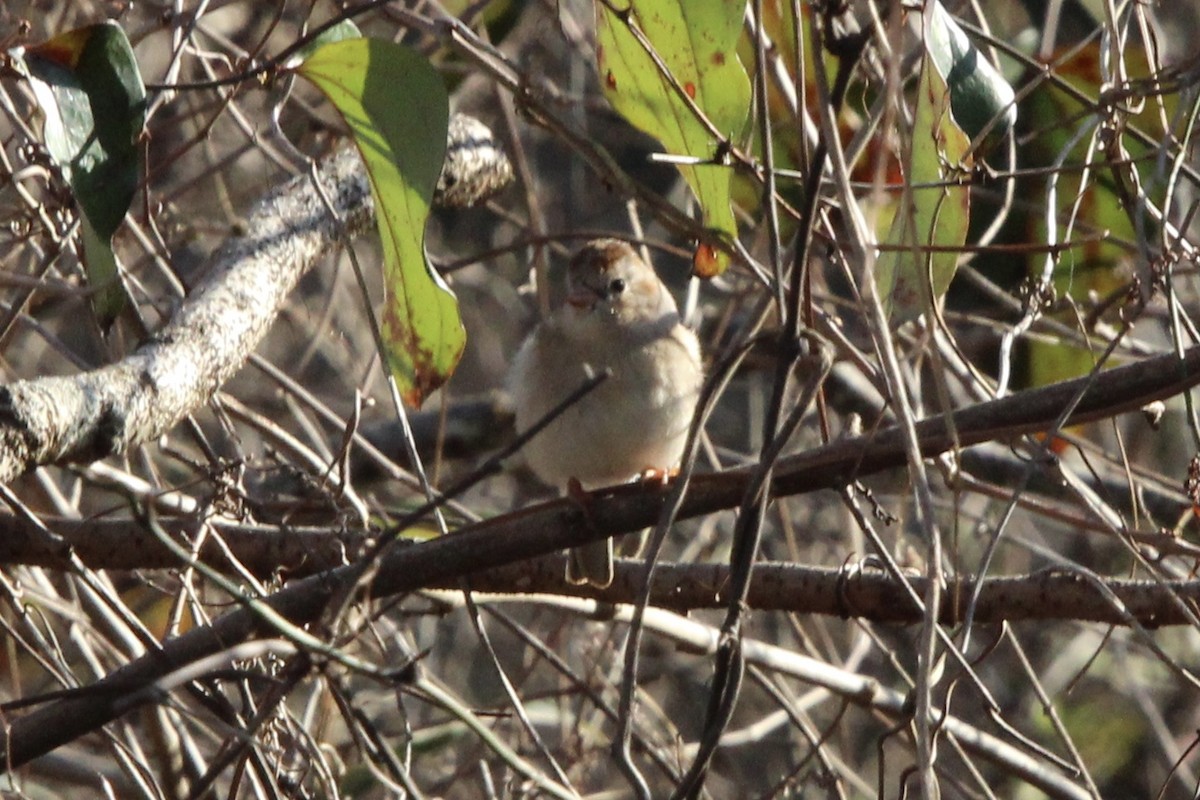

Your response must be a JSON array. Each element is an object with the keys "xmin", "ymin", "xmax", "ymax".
[{"xmin": 0, "ymin": 0, "xmax": 1199, "ymax": 797}]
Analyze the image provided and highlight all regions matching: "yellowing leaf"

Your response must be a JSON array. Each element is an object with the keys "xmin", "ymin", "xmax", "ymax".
[
  {"xmin": 596, "ymin": 0, "xmax": 750, "ymax": 276},
  {"xmin": 875, "ymin": 10, "xmax": 973, "ymax": 322},
  {"xmin": 299, "ymin": 39, "xmax": 458, "ymax": 407}
]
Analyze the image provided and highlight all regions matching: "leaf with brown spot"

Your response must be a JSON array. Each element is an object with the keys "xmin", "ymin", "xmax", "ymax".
[
  {"xmin": 299, "ymin": 39, "xmax": 460, "ymax": 407},
  {"xmin": 596, "ymin": 0, "xmax": 750, "ymax": 277},
  {"xmin": 692, "ymin": 242, "xmax": 720, "ymax": 278}
]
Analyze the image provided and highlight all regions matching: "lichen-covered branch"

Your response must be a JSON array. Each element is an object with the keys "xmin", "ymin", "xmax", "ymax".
[{"xmin": 0, "ymin": 116, "xmax": 510, "ymax": 483}]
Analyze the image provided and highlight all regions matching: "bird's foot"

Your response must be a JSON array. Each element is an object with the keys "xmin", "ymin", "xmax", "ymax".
[
  {"xmin": 566, "ymin": 476, "xmax": 594, "ymax": 512},
  {"xmin": 637, "ymin": 466, "xmax": 677, "ymax": 488}
]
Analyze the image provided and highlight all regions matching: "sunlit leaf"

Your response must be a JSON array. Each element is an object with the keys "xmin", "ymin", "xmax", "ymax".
[
  {"xmin": 929, "ymin": 2, "xmax": 1016, "ymax": 146},
  {"xmin": 299, "ymin": 38, "xmax": 458, "ymax": 407},
  {"xmin": 875, "ymin": 9, "xmax": 973, "ymax": 322},
  {"xmin": 289, "ymin": 19, "xmax": 362, "ymax": 66},
  {"xmin": 15, "ymin": 22, "xmax": 146, "ymax": 326},
  {"xmin": 596, "ymin": 0, "xmax": 750, "ymax": 276}
]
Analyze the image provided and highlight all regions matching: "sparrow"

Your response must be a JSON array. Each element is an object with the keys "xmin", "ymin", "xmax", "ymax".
[{"xmin": 508, "ymin": 239, "xmax": 703, "ymax": 587}]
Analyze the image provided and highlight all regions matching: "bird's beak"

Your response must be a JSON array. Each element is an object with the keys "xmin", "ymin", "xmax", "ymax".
[{"xmin": 566, "ymin": 286, "xmax": 602, "ymax": 310}]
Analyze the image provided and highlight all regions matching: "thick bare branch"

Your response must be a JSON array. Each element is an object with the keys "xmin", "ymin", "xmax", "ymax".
[
  {"xmin": 4, "ymin": 340, "xmax": 1197, "ymax": 584},
  {"xmin": 0, "ymin": 147, "xmax": 370, "ymax": 482},
  {"xmin": 0, "ymin": 117, "xmax": 510, "ymax": 483},
  {"xmin": 10, "ymin": 506, "xmax": 1198, "ymax": 626},
  {"xmin": 4, "ymin": 339, "xmax": 1200, "ymax": 770}
]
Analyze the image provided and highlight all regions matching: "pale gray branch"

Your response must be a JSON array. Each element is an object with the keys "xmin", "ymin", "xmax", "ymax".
[
  {"xmin": 0, "ymin": 116, "xmax": 510, "ymax": 483},
  {"xmin": 0, "ymin": 147, "xmax": 371, "ymax": 482}
]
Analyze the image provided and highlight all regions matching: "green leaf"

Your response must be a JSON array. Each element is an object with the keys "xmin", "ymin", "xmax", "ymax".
[
  {"xmin": 1020, "ymin": 39, "xmax": 1161, "ymax": 387},
  {"xmin": 875, "ymin": 10, "xmax": 972, "ymax": 322},
  {"xmin": 80, "ymin": 217, "xmax": 123, "ymax": 325},
  {"xmin": 299, "ymin": 39, "xmax": 457, "ymax": 408},
  {"xmin": 15, "ymin": 22, "xmax": 146, "ymax": 325},
  {"xmin": 596, "ymin": 0, "xmax": 750, "ymax": 277},
  {"xmin": 928, "ymin": 1, "xmax": 1016, "ymax": 146},
  {"xmin": 289, "ymin": 19, "xmax": 362, "ymax": 66}
]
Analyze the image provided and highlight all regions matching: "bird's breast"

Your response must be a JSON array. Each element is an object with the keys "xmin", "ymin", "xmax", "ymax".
[{"xmin": 511, "ymin": 326, "xmax": 701, "ymax": 489}]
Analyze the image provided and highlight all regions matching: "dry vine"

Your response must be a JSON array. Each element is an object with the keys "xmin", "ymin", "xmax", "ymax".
[{"xmin": 0, "ymin": 2, "xmax": 1199, "ymax": 799}]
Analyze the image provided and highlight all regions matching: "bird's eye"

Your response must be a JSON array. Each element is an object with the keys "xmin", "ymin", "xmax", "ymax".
[{"xmin": 608, "ymin": 278, "xmax": 627, "ymax": 295}]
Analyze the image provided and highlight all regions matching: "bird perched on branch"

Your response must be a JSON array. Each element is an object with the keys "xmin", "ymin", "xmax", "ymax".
[{"xmin": 508, "ymin": 239, "xmax": 703, "ymax": 587}]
